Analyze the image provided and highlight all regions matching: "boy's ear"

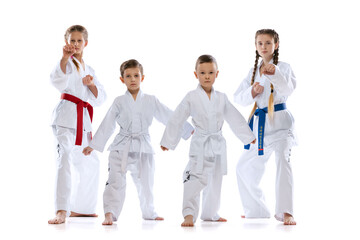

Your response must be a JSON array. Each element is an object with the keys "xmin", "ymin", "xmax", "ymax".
[
  {"xmin": 120, "ymin": 77, "xmax": 125, "ymax": 83},
  {"xmin": 194, "ymin": 71, "xmax": 198, "ymax": 79},
  {"xmin": 84, "ymin": 40, "xmax": 88, "ymax": 47},
  {"xmin": 216, "ymin": 70, "xmax": 219, "ymax": 78},
  {"xmin": 141, "ymin": 75, "xmax": 145, "ymax": 82}
]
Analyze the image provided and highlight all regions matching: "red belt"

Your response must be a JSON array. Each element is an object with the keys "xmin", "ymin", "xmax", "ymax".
[{"xmin": 61, "ymin": 93, "xmax": 93, "ymax": 146}]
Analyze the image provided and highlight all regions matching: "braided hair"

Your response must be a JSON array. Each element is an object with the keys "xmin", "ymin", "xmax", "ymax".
[{"xmin": 248, "ymin": 29, "xmax": 279, "ymax": 121}]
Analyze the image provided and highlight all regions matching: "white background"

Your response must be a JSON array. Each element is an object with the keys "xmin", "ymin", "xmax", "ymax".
[{"xmin": 0, "ymin": 0, "xmax": 359, "ymax": 239}]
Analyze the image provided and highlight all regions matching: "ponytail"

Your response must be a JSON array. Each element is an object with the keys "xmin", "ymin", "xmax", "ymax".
[{"xmin": 72, "ymin": 57, "xmax": 80, "ymax": 72}]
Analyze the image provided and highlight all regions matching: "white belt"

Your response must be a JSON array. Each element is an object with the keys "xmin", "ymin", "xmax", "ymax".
[
  {"xmin": 194, "ymin": 129, "xmax": 227, "ymax": 175},
  {"xmin": 120, "ymin": 131, "xmax": 149, "ymax": 173}
]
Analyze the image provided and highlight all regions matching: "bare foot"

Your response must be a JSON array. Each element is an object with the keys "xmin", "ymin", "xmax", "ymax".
[
  {"xmin": 102, "ymin": 212, "xmax": 113, "ymax": 225},
  {"xmin": 70, "ymin": 211, "xmax": 98, "ymax": 217},
  {"xmin": 48, "ymin": 210, "xmax": 66, "ymax": 224},
  {"xmin": 217, "ymin": 217, "xmax": 227, "ymax": 222},
  {"xmin": 283, "ymin": 213, "xmax": 296, "ymax": 225},
  {"xmin": 155, "ymin": 216, "xmax": 164, "ymax": 221},
  {"xmin": 181, "ymin": 215, "xmax": 194, "ymax": 227}
]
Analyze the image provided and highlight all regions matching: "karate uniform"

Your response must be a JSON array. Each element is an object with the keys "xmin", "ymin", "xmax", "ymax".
[
  {"xmin": 89, "ymin": 90, "xmax": 193, "ymax": 221},
  {"xmin": 161, "ymin": 85, "xmax": 255, "ymax": 222},
  {"xmin": 50, "ymin": 57, "xmax": 106, "ymax": 215},
  {"xmin": 234, "ymin": 60, "xmax": 297, "ymax": 221}
]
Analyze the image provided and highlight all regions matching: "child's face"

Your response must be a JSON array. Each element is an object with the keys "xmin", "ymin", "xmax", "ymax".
[
  {"xmin": 120, "ymin": 67, "xmax": 144, "ymax": 92},
  {"xmin": 255, "ymin": 34, "xmax": 278, "ymax": 62},
  {"xmin": 67, "ymin": 31, "xmax": 87, "ymax": 55},
  {"xmin": 194, "ymin": 62, "xmax": 219, "ymax": 91}
]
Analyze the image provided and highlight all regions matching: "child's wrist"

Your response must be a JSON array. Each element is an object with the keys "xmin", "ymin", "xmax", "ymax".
[{"xmin": 61, "ymin": 56, "xmax": 69, "ymax": 62}]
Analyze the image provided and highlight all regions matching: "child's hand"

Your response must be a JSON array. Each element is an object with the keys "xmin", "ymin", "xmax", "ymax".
[
  {"xmin": 262, "ymin": 64, "xmax": 276, "ymax": 75},
  {"xmin": 252, "ymin": 82, "xmax": 264, "ymax": 98},
  {"xmin": 83, "ymin": 75, "xmax": 95, "ymax": 86},
  {"xmin": 160, "ymin": 146, "xmax": 168, "ymax": 151},
  {"xmin": 83, "ymin": 146, "xmax": 94, "ymax": 156},
  {"xmin": 62, "ymin": 41, "xmax": 76, "ymax": 60}
]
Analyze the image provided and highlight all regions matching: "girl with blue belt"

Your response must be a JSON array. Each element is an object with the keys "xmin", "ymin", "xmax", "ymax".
[{"xmin": 234, "ymin": 29, "xmax": 297, "ymax": 225}]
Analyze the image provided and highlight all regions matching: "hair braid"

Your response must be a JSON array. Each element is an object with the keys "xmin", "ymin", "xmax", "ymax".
[
  {"xmin": 268, "ymin": 46, "xmax": 279, "ymax": 120},
  {"xmin": 248, "ymin": 50, "xmax": 260, "ymax": 121}
]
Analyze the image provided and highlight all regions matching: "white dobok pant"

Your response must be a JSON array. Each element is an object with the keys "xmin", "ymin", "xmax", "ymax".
[
  {"xmin": 182, "ymin": 155, "xmax": 223, "ymax": 222},
  {"xmin": 103, "ymin": 151, "xmax": 158, "ymax": 221},
  {"xmin": 53, "ymin": 126, "xmax": 99, "ymax": 216},
  {"xmin": 236, "ymin": 138, "xmax": 294, "ymax": 221}
]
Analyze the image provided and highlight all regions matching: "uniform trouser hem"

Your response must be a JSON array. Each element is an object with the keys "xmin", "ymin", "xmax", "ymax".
[
  {"xmin": 274, "ymin": 210, "xmax": 294, "ymax": 222},
  {"xmin": 55, "ymin": 207, "xmax": 71, "ymax": 217},
  {"xmin": 104, "ymin": 210, "xmax": 118, "ymax": 221},
  {"xmin": 142, "ymin": 215, "xmax": 159, "ymax": 220},
  {"xmin": 183, "ymin": 209, "xmax": 195, "ymax": 220}
]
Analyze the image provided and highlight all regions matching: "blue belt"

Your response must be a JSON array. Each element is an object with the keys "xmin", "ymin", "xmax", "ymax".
[{"xmin": 244, "ymin": 103, "xmax": 287, "ymax": 155}]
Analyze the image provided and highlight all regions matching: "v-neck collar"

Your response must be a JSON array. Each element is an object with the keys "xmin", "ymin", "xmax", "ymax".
[
  {"xmin": 125, "ymin": 89, "xmax": 143, "ymax": 103},
  {"xmin": 258, "ymin": 58, "xmax": 274, "ymax": 69},
  {"xmin": 72, "ymin": 56, "xmax": 85, "ymax": 72},
  {"xmin": 197, "ymin": 84, "xmax": 215, "ymax": 101}
]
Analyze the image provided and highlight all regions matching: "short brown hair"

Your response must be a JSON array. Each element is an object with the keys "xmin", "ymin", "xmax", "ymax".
[
  {"xmin": 195, "ymin": 54, "xmax": 218, "ymax": 70},
  {"xmin": 120, "ymin": 59, "xmax": 144, "ymax": 77}
]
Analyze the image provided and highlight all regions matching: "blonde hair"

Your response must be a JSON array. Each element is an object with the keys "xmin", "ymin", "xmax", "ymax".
[
  {"xmin": 249, "ymin": 29, "xmax": 279, "ymax": 121},
  {"xmin": 64, "ymin": 25, "xmax": 88, "ymax": 72}
]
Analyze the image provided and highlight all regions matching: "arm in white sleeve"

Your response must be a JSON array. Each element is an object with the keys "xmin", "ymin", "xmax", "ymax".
[
  {"xmin": 87, "ymin": 67, "xmax": 107, "ymax": 106},
  {"xmin": 50, "ymin": 60, "xmax": 72, "ymax": 92},
  {"xmin": 154, "ymin": 97, "xmax": 194, "ymax": 140},
  {"xmin": 224, "ymin": 95, "xmax": 256, "ymax": 145},
  {"xmin": 234, "ymin": 68, "xmax": 256, "ymax": 106},
  {"xmin": 160, "ymin": 94, "xmax": 191, "ymax": 150},
  {"xmin": 89, "ymin": 100, "xmax": 119, "ymax": 152},
  {"xmin": 266, "ymin": 63, "xmax": 296, "ymax": 96}
]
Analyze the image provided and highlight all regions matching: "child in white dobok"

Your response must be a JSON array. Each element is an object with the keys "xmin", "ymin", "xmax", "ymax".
[
  {"xmin": 161, "ymin": 55, "xmax": 256, "ymax": 227},
  {"xmin": 48, "ymin": 25, "xmax": 106, "ymax": 224},
  {"xmin": 83, "ymin": 59, "xmax": 193, "ymax": 225},
  {"xmin": 234, "ymin": 29, "xmax": 297, "ymax": 225}
]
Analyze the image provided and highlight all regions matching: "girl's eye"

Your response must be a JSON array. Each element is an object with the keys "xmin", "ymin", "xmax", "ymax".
[
  {"xmin": 200, "ymin": 72, "xmax": 205, "ymax": 74},
  {"xmin": 209, "ymin": 72, "xmax": 213, "ymax": 74}
]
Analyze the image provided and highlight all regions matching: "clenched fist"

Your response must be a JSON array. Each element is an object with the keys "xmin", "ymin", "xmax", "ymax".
[
  {"xmin": 82, "ymin": 75, "xmax": 95, "ymax": 86},
  {"xmin": 63, "ymin": 41, "xmax": 76, "ymax": 60}
]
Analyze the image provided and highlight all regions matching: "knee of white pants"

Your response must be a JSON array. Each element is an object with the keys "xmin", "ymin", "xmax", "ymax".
[
  {"xmin": 275, "ymin": 142, "xmax": 293, "ymax": 178},
  {"xmin": 236, "ymin": 146, "xmax": 259, "ymax": 174}
]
